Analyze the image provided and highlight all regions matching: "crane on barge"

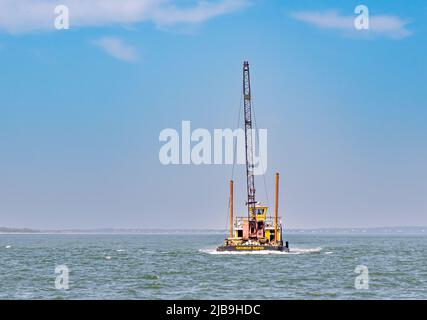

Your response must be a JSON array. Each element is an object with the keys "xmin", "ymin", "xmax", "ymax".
[{"xmin": 217, "ymin": 62, "xmax": 289, "ymax": 252}]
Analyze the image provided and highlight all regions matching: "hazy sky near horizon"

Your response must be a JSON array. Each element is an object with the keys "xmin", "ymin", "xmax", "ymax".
[{"xmin": 0, "ymin": 0, "xmax": 426, "ymax": 229}]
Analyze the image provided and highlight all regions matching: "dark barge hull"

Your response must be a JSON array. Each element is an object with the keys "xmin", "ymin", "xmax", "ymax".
[{"xmin": 217, "ymin": 244, "xmax": 289, "ymax": 252}]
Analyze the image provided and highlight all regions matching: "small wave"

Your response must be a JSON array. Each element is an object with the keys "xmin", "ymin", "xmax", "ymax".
[
  {"xmin": 307, "ymin": 291, "xmax": 337, "ymax": 297},
  {"xmin": 324, "ymin": 251, "xmax": 333, "ymax": 255},
  {"xmin": 144, "ymin": 284, "xmax": 162, "ymax": 289},
  {"xmin": 116, "ymin": 249, "xmax": 125, "ymax": 252},
  {"xmin": 141, "ymin": 274, "xmax": 160, "ymax": 280},
  {"xmin": 105, "ymin": 256, "xmax": 112, "ymax": 260},
  {"xmin": 5, "ymin": 245, "xmax": 12, "ymax": 249}
]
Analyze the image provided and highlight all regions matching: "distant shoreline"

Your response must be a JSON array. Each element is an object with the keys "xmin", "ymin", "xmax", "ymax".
[{"xmin": 1, "ymin": 226, "xmax": 426, "ymax": 235}]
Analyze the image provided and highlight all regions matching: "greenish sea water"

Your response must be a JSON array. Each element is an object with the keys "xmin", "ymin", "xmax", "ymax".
[{"xmin": 0, "ymin": 234, "xmax": 426, "ymax": 299}]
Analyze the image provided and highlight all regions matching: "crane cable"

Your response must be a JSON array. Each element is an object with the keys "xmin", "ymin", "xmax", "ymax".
[
  {"xmin": 231, "ymin": 92, "xmax": 243, "ymax": 181},
  {"xmin": 226, "ymin": 92, "xmax": 243, "ymax": 234}
]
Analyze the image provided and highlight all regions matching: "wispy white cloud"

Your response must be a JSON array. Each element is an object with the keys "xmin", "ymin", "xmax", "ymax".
[
  {"xmin": 0, "ymin": 0, "xmax": 249, "ymax": 34},
  {"xmin": 290, "ymin": 10, "xmax": 412, "ymax": 39},
  {"xmin": 151, "ymin": 0, "xmax": 248, "ymax": 25},
  {"xmin": 92, "ymin": 37, "xmax": 139, "ymax": 63}
]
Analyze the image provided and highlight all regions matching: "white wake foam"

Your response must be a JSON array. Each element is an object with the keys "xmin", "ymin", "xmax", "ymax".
[
  {"xmin": 290, "ymin": 247, "xmax": 322, "ymax": 254},
  {"xmin": 200, "ymin": 247, "xmax": 322, "ymax": 255}
]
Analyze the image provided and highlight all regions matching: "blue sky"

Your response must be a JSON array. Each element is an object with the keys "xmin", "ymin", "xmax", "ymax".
[{"xmin": 0, "ymin": 0, "xmax": 426, "ymax": 229}]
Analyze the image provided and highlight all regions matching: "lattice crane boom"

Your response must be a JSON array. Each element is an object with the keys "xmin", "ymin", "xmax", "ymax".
[{"xmin": 243, "ymin": 61, "xmax": 257, "ymax": 238}]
